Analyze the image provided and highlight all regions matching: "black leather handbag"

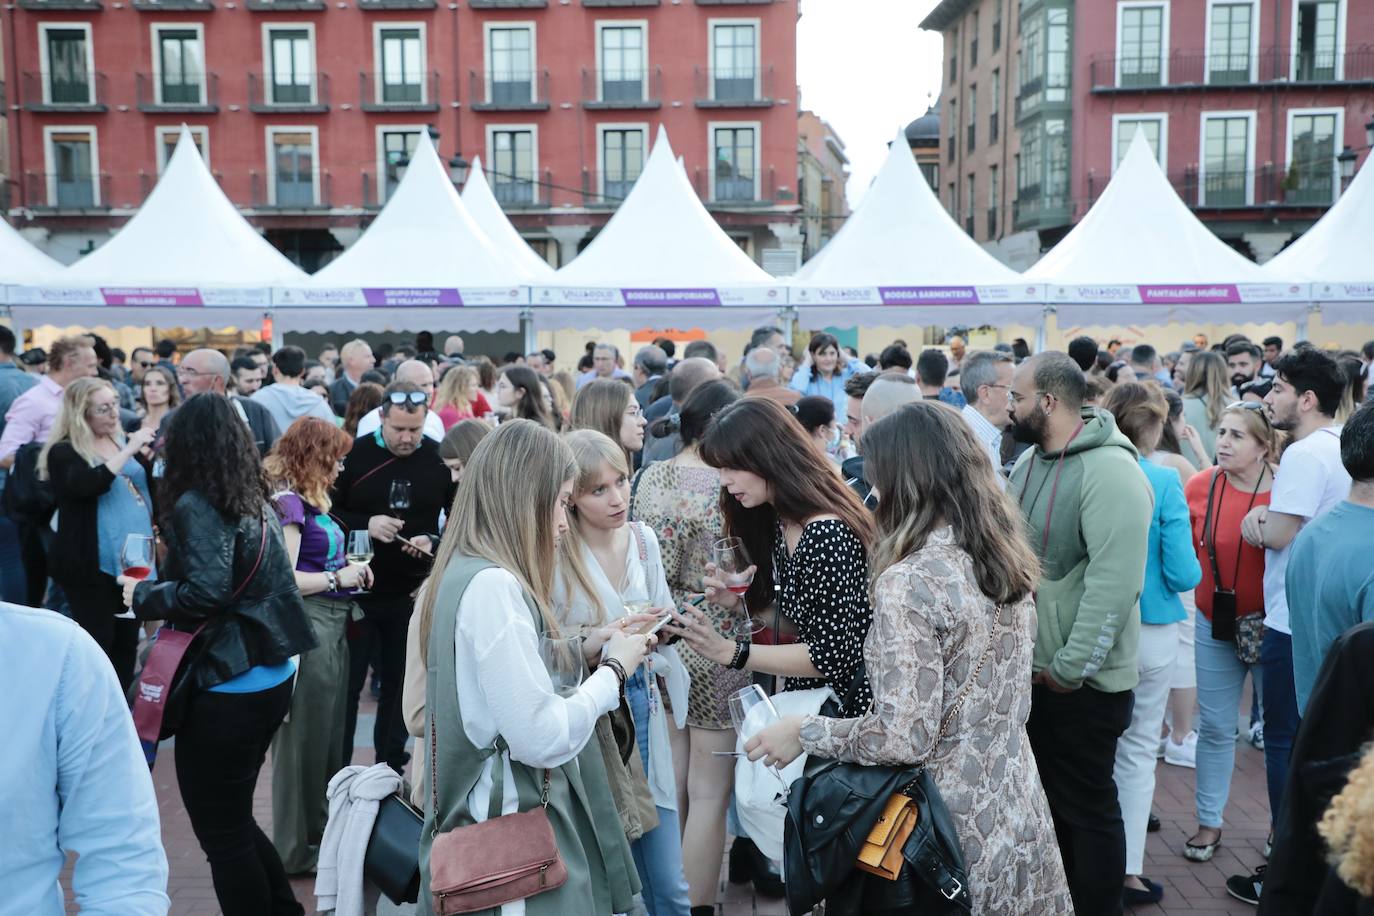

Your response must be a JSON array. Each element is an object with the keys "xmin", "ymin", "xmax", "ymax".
[{"xmin": 365, "ymin": 792, "xmax": 424, "ymax": 904}]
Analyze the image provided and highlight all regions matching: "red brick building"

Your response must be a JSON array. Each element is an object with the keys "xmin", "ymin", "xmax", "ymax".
[{"xmin": 2, "ymin": 0, "xmax": 802, "ymax": 271}]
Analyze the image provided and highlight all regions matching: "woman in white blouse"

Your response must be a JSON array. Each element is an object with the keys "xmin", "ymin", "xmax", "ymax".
[
  {"xmin": 414, "ymin": 419, "xmax": 653, "ymax": 916},
  {"xmin": 556, "ymin": 429, "xmax": 692, "ymax": 916}
]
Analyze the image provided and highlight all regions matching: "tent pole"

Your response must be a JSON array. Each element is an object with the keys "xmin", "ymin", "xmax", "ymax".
[
  {"xmin": 269, "ymin": 311, "xmax": 284, "ymax": 351},
  {"xmin": 779, "ymin": 306, "xmax": 797, "ymax": 348},
  {"xmin": 1296, "ymin": 305, "xmax": 1312, "ymax": 343},
  {"xmin": 1035, "ymin": 307, "xmax": 1051, "ymax": 353},
  {"xmin": 520, "ymin": 307, "xmax": 536, "ymax": 356}
]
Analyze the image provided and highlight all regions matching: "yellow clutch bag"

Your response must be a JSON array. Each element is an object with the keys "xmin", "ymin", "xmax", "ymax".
[{"xmin": 855, "ymin": 793, "xmax": 919, "ymax": 880}]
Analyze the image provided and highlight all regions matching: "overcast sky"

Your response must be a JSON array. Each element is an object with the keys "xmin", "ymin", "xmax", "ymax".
[{"xmin": 797, "ymin": 0, "xmax": 944, "ymax": 208}]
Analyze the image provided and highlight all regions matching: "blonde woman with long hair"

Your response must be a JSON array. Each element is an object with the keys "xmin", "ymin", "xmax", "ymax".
[
  {"xmin": 433, "ymin": 364, "xmax": 491, "ymax": 429},
  {"xmin": 745, "ymin": 402, "xmax": 1072, "ymax": 915},
  {"xmin": 570, "ymin": 379, "xmax": 646, "ymax": 468},
  {"xmin": 39, "ymin": 377, "xmax": 157, "ymax": 690},
  {"xmin": 1182, "ymin": 351, "xmax": 1231, "ymax": 466},
  {"xmin": 554, "ymin": 429, "xmax": 692, "ymax": 916},
  {"xmin": 415, "ymin": 420, "xmax": 650, "ymax": 915}
]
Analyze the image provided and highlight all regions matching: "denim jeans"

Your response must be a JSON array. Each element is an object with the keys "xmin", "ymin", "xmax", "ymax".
[
  {"xmin": 1114, "ymin": 622, "xmax": 1178, "ymax": 875},
  {"xmin": 0, "ymin": 495, "xmax": 28, "ymax": 605},
  {"xmin": 626, "ymin": 671, "xmax": 691, "ymax": 916},
  {"xmin": 1195, "ymin": 612, "xmax": 1261, "ymax": 827},
  {"xmin": 1260, "ymin": 628, "xmax": 1300, "ymax": 825}
]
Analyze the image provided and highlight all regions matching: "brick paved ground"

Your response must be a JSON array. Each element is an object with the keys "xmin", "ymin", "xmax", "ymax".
[{"xmin": 65, "ymin": 694, "xmax": 1272, "ymax": 915}]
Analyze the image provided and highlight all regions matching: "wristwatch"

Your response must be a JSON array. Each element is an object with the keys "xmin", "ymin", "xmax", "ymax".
[{"xmin": 325, "ymin": 570, "xmax": 340, "ymax": 592}]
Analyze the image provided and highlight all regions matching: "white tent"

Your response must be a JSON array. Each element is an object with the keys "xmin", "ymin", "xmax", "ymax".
[
  {"xmin": 1025, "ymin": 131, "xmax": 1308, "ymax": 325},
  {"xmin": 11, "ymin": 126, "xmax": 304, "ymax": 328},
  {"xmin": 1263, "ymin": 154, "xmax": 1374, "ymax": 326},
  {"xmin": 275, "ymin": 133, "xmax": 526, "ymax": 333},
  {"xmin": 791, "ymin": 131, "xmax": 1044, "ymax": 327},
  {"xmin": 0, "ymin": 218, "xmax": 63, "ymax": 288},
  {"xmin": 461, "ymin": 157, "xmax": 556, "ymax": 281},
  {"xmin": 533, "ymin": 126, "xmax": 785, "ymax": 330}
]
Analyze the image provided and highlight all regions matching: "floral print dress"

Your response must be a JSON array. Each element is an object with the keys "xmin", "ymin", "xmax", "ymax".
[
  {"xmin": 631, "ymin": 461, "xmax": 749, "ymax": 729},
  {"xmin": 799, "ymin": 527, "xmax": 1073, "ymax": 915}
]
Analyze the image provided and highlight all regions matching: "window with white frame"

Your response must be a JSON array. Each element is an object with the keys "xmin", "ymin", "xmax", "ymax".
[
  {"xmin": 712, "ymin": 125, "xmax": 756, "ymax": 201},
  {"xmin": 46, "ymin": 127, "xmax": 98, "ymax": 206},
  {"xmin": 270, "ymin": 129, "xmax": 317, "ymax": 206},
  {"xmin": 490, "ymin": 128, "xmax": 536, "ymax": 205},
  {"xmin": 487, "ymin": 26, "xmax": 534, "ymax": 105},
  {"xmin": 967, "ymin": 85, "xmax": 976, "ymax": 151},
  {"xmin": 599, "ymin": 24, "xmax": 645, "ymax": 102},
  {"xmin": 156, "ymin": 125, "xmax": 208, "ymax": 172},
  {"xmin": 965, "ymin": 174, "xmax": 976, "ymax": 231},
  {"xmin": 377, "ymin": 26, "xmax": 423, "ymax": 104},
  {"xmin": 711, "ymin": 22, "xmax": 758, "ymax": 101},
  {"xmin": 989, "ymin": 69, "xmax": 1000, "ymax": 142},
  {"xmin": 1288, "ymin": 110, "xmax": 1340, "ymax": 204},
  {"xmin": 380, "ymin": 128, "xmax": 422, "ymax": 201},
  {"xmin": 1294, "ymin": 0, "xmax": 1340, "ymax": 81},
  {"xmin": 599, "ymin": 126, "xmax": 646, "ymax": 201},
  {"xmin": 155, "ymin": 27, "xmax": 204, "ymax": 105},
  {"xmin": 267, "ymin": 27, "xmax": 314, "ymax": 104},
  {"xmin": 1208, "ymin": 2, "xmax": 1254, "ymax": 85},
  {"xmin": 1118, "ymin": 3, "xmax": 1165, "ymax": 87},
  {"xmin": 42, "ymin": 25, "xmax": 93, "ymax": 105},
  {"xmin": 1202, "ymin": 114, "xmax": 1252, "ymax": 205},
  {"xmin": 1113, "ymin": 115, "xmax": 1165, "ymax": 170}
]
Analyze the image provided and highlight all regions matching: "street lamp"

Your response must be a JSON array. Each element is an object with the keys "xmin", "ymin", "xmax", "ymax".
[
  {"xmin": 1338, "ymin": 146, "xmax": 1358, "ymax": 182},
  {"xmin": 448, "ymin": 153, "xmax": 470, "ymax": 186},
  {"xmin": 1366, "ymin": 117, "xmax": 1374, "ymax": 149}
]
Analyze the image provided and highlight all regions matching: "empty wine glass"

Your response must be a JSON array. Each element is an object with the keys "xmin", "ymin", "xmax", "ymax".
[
  {"xmin": 120, "ymin": 534, "xmax": 155, "ymax": 581},
  {"xmin": 540, "ymin": 636, "xmax": 587, "ymax": 697},
  {"xmin": 389, "ymin": 479, "xmax": 412, "ymax": 514},
  {"xmin": 713, "ymin": 536, "xmax": 762, "ymax": 638},
  {"xmin": 728, "ymin": 685, "xmax": 790, "ymax": 799}
]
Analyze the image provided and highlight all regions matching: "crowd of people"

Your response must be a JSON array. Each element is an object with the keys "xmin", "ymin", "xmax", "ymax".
[{"xmin": 5, "ymin": 321, "xmax": 1374, "ymax": 916}]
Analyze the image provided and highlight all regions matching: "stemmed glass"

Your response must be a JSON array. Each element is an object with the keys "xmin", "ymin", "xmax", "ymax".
[
  {"xmin": 728, "ymin": 685, "xmax": 791, "ymax": 799},
  {"xmin": 120, "ymin": 534, "xmax": 156, "ymax": 581},
  {"xmin": 346, "ymin": 530, "xmax": 373, "ymax": 595},
  {"xmin": 713, "ymin": 536, "xmax": 762, "ymax": 638},
  {"xmin": 389, "ymin": 479, "xmax": 411, "ymax": 514},
  {"xmin": 622, "ymin": 582, "xmax": 652, "ymax": 619},
  {"xmin": 540, "ymin": 636, "xmax": 588, "ymax": 697}
]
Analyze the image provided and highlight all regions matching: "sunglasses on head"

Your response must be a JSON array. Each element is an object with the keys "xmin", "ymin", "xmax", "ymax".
[
  {"xmin": 1226, "ymin": 400, "xmax": 1271, "ymax": 420},
  {"xmin": 387, "ymin": 391, "xmax": 428, "ymax": 406}
]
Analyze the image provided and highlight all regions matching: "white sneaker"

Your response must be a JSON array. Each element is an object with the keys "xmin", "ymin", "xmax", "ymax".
[
  {"xmin": 1164, "ymin": 731, "xmax": 1198, "ymax": 769},
  {"xmin": 1247, "ymin": 721, "xmax": 1265, "ymax": 751}
]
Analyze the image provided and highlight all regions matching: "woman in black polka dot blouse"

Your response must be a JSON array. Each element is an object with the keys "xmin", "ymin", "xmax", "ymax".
[{"xmin": 665, "ymin": 397, "xmax": 877, "ymax": 715}]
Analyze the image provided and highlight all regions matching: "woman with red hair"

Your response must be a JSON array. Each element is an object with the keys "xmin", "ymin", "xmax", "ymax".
[{"xmin": 262, "ymin": 417, "xmax": 373, "ymax": 874}]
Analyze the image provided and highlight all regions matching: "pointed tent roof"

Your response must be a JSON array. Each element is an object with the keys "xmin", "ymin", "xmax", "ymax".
[
  {"xmin": 0, "ymin": 218, "xmax": 63, "ymax": 285},
  {"xmin": 1263, "ymin": 153, "xmax": 1374, "ymax": 323},
  {"xmin": 532, "ymin": 127, "xmax": 784, "ymax": 329},
  {"xmin": 461, "ymin": 157, "xmax": 556, "ymax": 280},
  {"xmin": 1026, "ymin": 130, "xmax": 1305, "ymax": 321},
  {"xmin": 12, "ymin": 127, "xmax": 303, "ymax": 326}
]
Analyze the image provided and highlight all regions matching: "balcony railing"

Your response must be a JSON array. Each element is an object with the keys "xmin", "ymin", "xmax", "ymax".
[
  {"xmin": 250, "ymin": 171, "xmax": 332, "ymax": 209},
  {"xmin": 1089, "ymin": 46, "xmax": 1374, "ymax": 91},
  {"xmin": 248, "ymin": 72, "xmax": 330, "ymax": 111},
  {"xmin": 469, "ymin": 69, "xmax": 551, "ymax": 110},
  {"xmin": 693, "ymin": 65, "xmax": 775, "ymax": 107},
  {"xmin": 1012, "ymin": 191, "xmax": 1072, "ymax": 229},
  {"xmin": 489, "ymin": 168, "xmax": 552, "ymax": 208},
  {"xmin": 135, "ymin": 72, "xmax": 219, "ymax": 111},
  {"xmin": 579, "ymin": 170, "xmax": 642, "ymax": 206},
  {"xmin": 581, "ymin": 67, "xmax": 662, "ymax": 109},
  {"xmin": 21, "ymin": 71, "xmax": 108, "ymax": 111},
  {"xmin": 1086, "ymin": 163, "xmax": 1339, "ymax": 210},
  {"xmin": 359, "ymin": 71, "xmax": 440, "ymax": 111},
  {"xmin": 23, "ymin": 171, "xmax": 112, "ymax": 210},
  {"xmin": 691, "ymin": 165, "xmax": 777, "ymax": 204}
]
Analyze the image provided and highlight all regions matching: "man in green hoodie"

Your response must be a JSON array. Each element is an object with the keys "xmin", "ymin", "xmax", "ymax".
[{"xmin": 1008, "ymin": 351, "xmax": 1153, "ymax": 916}]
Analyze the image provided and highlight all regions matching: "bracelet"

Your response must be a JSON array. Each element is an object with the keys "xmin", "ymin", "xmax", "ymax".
[
  {"xmin": 602, "ymin": 658, "xmax": 628, "ymax": 696},
  {"xmin": 325, "ymin": 570, "xmax": 339, "ymax": 592},
  {"xmin": 727, "ymin": 640, "xmax": 751, "ymax": 671}
]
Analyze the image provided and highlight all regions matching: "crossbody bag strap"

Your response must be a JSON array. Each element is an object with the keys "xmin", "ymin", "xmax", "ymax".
[
  {"xmin": 1202, "ymin": 469, "xmax": 1225, "ymax": 590},
  {"xmin": 353, "ymin": 456, "xmax": 400, "ymax": 489}
]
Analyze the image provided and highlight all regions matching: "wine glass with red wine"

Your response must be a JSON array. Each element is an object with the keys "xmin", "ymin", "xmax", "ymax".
[
  {"xmin": 713, "ymin": 536, "xmax": 762, "ymax": 638},
  {"xmin": 121, "ymin": 534, "xmax": 156, "ymax": 582}
]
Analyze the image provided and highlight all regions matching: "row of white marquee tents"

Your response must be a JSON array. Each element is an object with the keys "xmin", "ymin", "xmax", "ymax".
[{"xmin": 1, "ymin": 125, "xmax": 1371, "ymax": 337}]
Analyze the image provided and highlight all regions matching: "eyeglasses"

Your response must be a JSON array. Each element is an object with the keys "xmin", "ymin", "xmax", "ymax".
[
  {"xmin": 87, "ymin": 404, "xmax": 117, "ymax": 417},
  {"xmin": 387, "ymin": 391, "xmax": 428, "ymax": 406},
  {"xmin": 136, "ymin": 360, "xmax": 154, "ymax": 369},
  {"xmin": 176, "ymin": 366, "xmax": 203, "ymax": 379}
]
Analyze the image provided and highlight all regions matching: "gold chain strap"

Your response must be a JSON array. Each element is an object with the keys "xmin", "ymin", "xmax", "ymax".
[{"xmin": 934, "ymin": 638, "xmax": 994, "ymax": 745}]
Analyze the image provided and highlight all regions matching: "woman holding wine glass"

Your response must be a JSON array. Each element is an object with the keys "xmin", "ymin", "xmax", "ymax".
[
  {"xmin": 261, "ymin": 417, "xmax": 374, "ymax": 874},
  {"xmin": 629, "ymin": 380, "xmax": 746, "ymax": 912},
  {"xmin": 39, "ymin": 377, "xmax": 158, "ymax": 691},
  {"xmin": 554, "ymin": 429, "xmax": 692, "ymax": 916}
]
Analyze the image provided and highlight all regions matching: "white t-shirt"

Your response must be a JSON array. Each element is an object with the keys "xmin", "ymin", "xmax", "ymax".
[
  {"xmin": 1263, "ymin": 426, "xmax": 1351, "ymax": 634},
  {"xmin": 354, "ymin": 406, "xmax": 444, "ymax": 441}
]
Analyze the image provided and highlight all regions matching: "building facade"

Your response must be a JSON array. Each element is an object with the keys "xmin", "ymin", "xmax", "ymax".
[
  {"xmin": 796, "ymin": 109, "xmax": 848, "ymax": 262},
  {"xmin": 904, "ymin": 103, "xmax": 941, "ymax": 189},
  {"xmin": 922, "ymin": 0, "xmax": 1374, "ymax": 268},
  {"xmin": 3, "ymin": 0, "xmax": 803, "ymax": 271}
]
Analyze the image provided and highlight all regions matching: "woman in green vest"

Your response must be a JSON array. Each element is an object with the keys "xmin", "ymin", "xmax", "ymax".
[{"xmin": 415, "ymin": 418, "xmax": 652, "ymax": 915}]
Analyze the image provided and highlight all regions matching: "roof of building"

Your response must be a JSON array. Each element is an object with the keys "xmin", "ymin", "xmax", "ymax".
[
  {"xmin": 919, "ymin": 0, "xmax": 978, "ymax": 32},
  {"xmin": 905, "ymin": 107, "xmax": 941, "ymax": 146}
]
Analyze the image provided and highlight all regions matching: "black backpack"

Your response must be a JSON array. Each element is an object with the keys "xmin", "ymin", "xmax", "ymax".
[{"xmin": 3, "ymin": 441, "xmax": 55, "ymax": 525}]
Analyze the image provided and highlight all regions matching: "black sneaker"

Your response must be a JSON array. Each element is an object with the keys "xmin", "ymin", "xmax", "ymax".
[
  {"xmin": 1147, "ymin": 813, "xmax": 1161, "ymax": 833},
  {"xmin": 1225, "ymin": 865, "xmax": 1265, "ymax": 905},
  {"xmin": 1123, "ymin": 877, "xmax": 1164, "ymax": 907}
]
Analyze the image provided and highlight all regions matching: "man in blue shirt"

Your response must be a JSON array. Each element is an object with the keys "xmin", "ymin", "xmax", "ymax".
[
  {"xmin": 1287, "ymin": 399, "xmax": 1374, "ymax": 715},
  {"xmin": 0, "ymin": 325, "xmax": 37, "ymax": 604},
  {"xmin": 0, "ymin": 602, "xmax": 168, "ymax": 913}
]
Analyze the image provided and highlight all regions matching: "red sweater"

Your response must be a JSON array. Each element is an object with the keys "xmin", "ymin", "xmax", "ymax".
[{"xmin": 1184, "ymin": 468, "xmax": 1270, "ymax": 619}]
